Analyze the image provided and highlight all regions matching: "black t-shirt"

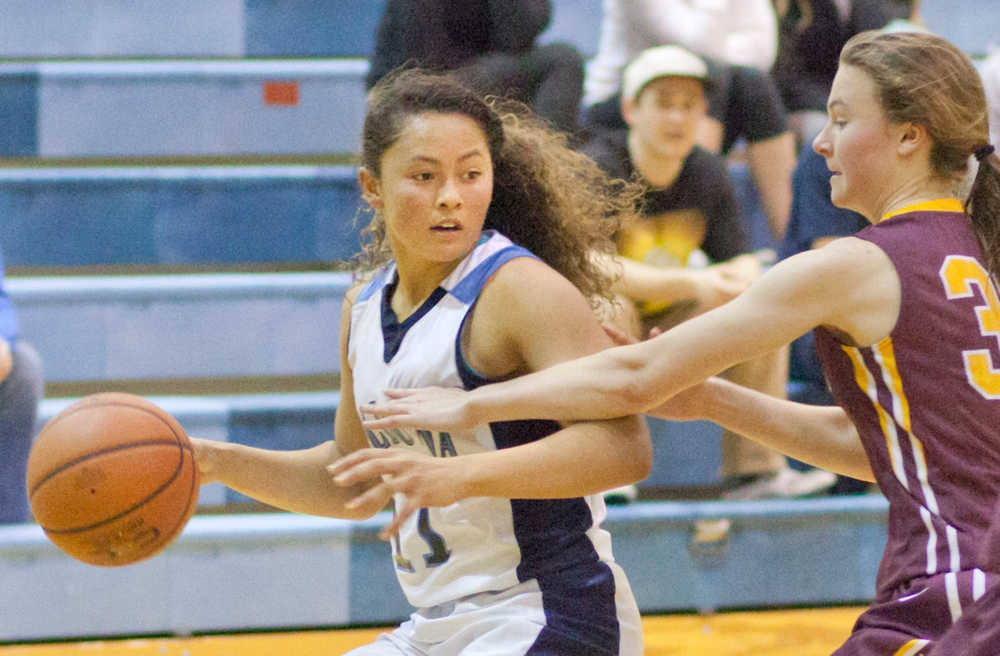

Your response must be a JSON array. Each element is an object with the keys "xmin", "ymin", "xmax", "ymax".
[
  {"xmin": 583, "ymin": 128, "xmax": 748, "ymax": 263},
  {"xmin": 366, "ymin": 0, "xmax": 551, "ymax": 88}
]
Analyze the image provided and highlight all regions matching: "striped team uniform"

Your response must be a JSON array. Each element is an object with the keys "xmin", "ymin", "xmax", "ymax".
[
  {"xmin": 345, "ymin": 230, "xmax": 642, "ymax": 656},
  {"xmin": 814, "ymin": 200, "xmax": 1000, "ymax": 655}
]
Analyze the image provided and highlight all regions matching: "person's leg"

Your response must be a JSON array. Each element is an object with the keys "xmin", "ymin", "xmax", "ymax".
[
  {"xmin": 745, "ymin": 131, "xmax": 796, "ymax": 240},
  {"xmin": 0, "ymin": 340, "xmax": 45, "ymax": 524},
  {"xmin": 718, "ymin": 349, "xmax": 789, "ymax": 479},
  {"xmin": 722, "ymin": 66, "xmax": 796, "ymax": 240},
  {"xmin": 460, "ymin": 44, "xmax": 584, "ymax": 137},
  {"xmin": 521, "ymin": 43, "xmax": 584, "ymax": 137},
  {"xmin": 717, "ymin": 346, "xmax": 836, "ymax": 499}
]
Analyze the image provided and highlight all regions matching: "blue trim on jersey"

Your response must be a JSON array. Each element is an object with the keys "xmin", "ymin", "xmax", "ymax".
[
  {"xmin": 357, "ymin": 266, "xmax": 392, "ymax": 303},
  {"xmin": 525, "ymin": 563, "xmax": 621, "ymax": 655},
  {"xmin": 380, "ymin": 278, "xmax": 448, "ymax": 363},
  {"xmin": 458, "ymin": 313, "xmax": 621, "ymax": 653},
  {"xmin": 448, "ymin": 245, "xmax": 535, "ymax": 305},
  {"xmin": 491, "ymin": 421, "xmax": 621, "ymax": 654}
]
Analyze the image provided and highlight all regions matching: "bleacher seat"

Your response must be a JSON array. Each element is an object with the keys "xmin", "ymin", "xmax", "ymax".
[
  {"xmin": 0, "ymin": 495, "xmax": 887, "ymax": 641},
  {"xmin": 0, "ymin": 166, "xmax": 363, "ymax": 269},
  {"xmin": 8, "ymin": 272, "xmax": 350, "ymax": 384},
  {"xmin": 0, "ymin": 61, "xmax": 367, "ymax": 159}
]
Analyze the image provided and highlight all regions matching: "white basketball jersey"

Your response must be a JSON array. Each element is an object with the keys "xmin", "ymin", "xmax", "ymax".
[{"xmin": 348, "ymin": 230, "xmax": 617, "ymax": 609}]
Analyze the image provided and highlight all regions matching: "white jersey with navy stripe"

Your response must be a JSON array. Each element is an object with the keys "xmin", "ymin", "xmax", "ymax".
[{"xmin": 347, "ymin": 230, "xmax": 619, "ymax": 611}]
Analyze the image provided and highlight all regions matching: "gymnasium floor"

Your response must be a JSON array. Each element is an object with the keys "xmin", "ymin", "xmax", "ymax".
[{"xmin": 0, "ymin": 606, "xmax": 864, "ymax": 655}]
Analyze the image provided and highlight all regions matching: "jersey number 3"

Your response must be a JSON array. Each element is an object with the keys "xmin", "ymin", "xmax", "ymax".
[{"xmin": 941, "ymin": 256, "xmax": 1000, "ymax": 399}]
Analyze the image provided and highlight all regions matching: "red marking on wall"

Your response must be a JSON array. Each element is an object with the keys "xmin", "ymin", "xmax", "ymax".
[{"xmin": 263, "ymin": 81, "xmax": 299, "ymax": 106}]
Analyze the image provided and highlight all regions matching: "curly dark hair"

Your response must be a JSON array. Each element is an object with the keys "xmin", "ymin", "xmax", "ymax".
[{"xmin": 353, "ymin": 68, "xmax": 642, "ymax": 305}]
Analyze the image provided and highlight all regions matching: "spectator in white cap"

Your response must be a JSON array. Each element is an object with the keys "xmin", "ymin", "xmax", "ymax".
[
  {"xmin": 582, "ymin": 0, "xmax": 797, "ymax": 241},
  {"xmin": 584, "ymin": 44, "xmax": 836, "ymax": 502}
]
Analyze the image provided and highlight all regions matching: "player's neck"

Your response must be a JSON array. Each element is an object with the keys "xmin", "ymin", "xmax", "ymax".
[
  {"xmin": 391, "ymin": 258, "xmax": 459, "ymax": 320},
  {"xmin": 872, "ymin": 174, "xmax": 959, "ymax": 223}
]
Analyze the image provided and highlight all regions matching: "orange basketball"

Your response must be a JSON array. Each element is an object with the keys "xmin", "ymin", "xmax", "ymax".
[{"xmin": 26, "ymin": 392, "xmax": 199, "ymax": 567}]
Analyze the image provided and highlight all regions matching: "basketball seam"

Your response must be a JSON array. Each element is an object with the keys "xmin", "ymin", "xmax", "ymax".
[
  {"xmin": 37, "ymin": 443, "xmax": 195, "ymax": 536},
  {"xmin": 29, "ymin": 439, "xmax": 184, "ymax": 497},
  {"xmin": 30, "ymin": 398, "xmax": 188, "ymax": 498}
]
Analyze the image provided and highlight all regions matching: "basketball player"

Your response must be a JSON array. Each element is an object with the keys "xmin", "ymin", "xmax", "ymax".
[
  {"xmin": 360, "ymin": 31, "xmax": 1000, "ymax": 654},
  {"xmin": 191, "ymin": 69, "xmax": 649, "ymax": 655}
]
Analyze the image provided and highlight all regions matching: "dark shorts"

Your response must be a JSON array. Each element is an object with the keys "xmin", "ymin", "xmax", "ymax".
[
  {"xmin": 927, "ymin": 580, "xmax": 1000, "ymax": 655},
  {"xmin": 833, "ymin": 569, "xmax": 997, "ymax": 655}
]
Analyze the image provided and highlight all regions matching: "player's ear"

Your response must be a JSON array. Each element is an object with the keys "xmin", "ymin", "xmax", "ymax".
[
  {"xmin": 896, "ymin": 121, "xmax": 928, "ymax": 159},
  {"xmin": 359, "ymin": 167, "xmax": 383, "ymax": 210},
  {"xmin": 621, "ymin": 95, "xmax": 637, "ymax": 126}
]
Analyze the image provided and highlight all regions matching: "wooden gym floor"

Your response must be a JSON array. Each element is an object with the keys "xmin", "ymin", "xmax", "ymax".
[{"xmin": 0, "ymin": 606, "xmax": 864, "ymax": 655}]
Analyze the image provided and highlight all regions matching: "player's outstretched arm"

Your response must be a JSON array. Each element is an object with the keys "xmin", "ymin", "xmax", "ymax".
[
  {"xmin": 190, "ymin": 290, "xmax": 389, "ymax": 520},
  {"xmin": 365, "ymin": 238, "xmax": 896, "ymax": 455},
  {"xmin": 649, "ymin": 377, "xmax": 873, "ymax": 481}
]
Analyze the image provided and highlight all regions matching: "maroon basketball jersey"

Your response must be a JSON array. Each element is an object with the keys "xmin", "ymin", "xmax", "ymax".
[{"xmin": 815, "ymin": 200, "xmax": 1000, "ymax": 610}]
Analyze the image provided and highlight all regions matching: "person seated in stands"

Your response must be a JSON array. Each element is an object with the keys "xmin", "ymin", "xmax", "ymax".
[
  {"xmin": 366, "ymin": 0, "xmax": 584, "ymax": 139},
  {"xmin": 0, "ymin": 245, "xmax": 44, "ymax": 524},
  {"xmin": 771, "ymin": 0, "xmax": 892, "ymax": 145},
  {"xmin": 582, "ymin": 0, "xmax": 797, "ymax": 239},
  {"xmin": 585, "ymin": 45, "xmax": 835, "ymax": 500}
]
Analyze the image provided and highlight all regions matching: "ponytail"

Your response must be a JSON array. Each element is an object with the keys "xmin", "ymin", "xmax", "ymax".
[{"xmin": 966, "ymin": 147, "xmax": 1000, "ymax": 279}]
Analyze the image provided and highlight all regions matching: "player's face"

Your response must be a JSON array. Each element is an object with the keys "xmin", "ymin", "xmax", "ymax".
[
  {"xmin": 813, "ymin": 65, "xmax": 897, "ymax": 219},
  {"xmin": 625, "ymin": 76, "xmax": 706, "ymax": 162},
  {"xmin": 362, "ymin": 112, "xmax": 494, "ymax": 267}
]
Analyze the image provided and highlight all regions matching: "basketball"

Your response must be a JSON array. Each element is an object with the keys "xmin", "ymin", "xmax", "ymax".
[{"xmin": 25, "ymin": 392, "xmax": 200, "ymax": 567}]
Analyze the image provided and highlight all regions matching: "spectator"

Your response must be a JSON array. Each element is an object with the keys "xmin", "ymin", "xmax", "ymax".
[
  {"xmin": 582, "ymin": 0, "xmax": 797, "ymax": 239},
  {"xmin": 366, "ymin": 0, "xmax": 585, "ymax": 138},
  {"xmin": 588, "ymin": 46, "xmax": 834, "ymax": 500},
  {"xmin": 0, "ymin": 246, "xmax": 44, "ymax": 524},
  {"xmin": 772, "ymin": 0, "xmax": 892, "ymax": 145}
]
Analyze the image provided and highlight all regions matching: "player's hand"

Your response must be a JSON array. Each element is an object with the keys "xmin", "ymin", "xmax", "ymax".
[
  {"xmin": 0, "ymin": 338, "xmax": 12, "ymax": 384},
  {"xmin": 691, "ymin": 263, "xmax": 754, "ymax": 313},
  {"xmin": 361, "ymin": 387, "xmax": 476, "ymax": 432},
  {"xmin": 328, "ymin": 448, "xmax": 466, "ymax": 539}
]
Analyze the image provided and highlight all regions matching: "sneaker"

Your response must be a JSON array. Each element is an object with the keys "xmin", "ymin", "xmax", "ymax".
[
  {"xmin": 603, "ymin": 484, "xmax": 639, "ymax": 505},
  {"xmin": 721, "ymin": 467, "xmax": 836, "ymax": 501}
]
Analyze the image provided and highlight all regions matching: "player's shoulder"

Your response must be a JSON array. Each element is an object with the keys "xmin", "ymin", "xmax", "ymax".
[{"xmin": 486, "ymin": 254, "xmax": 577, "ymax": 300}]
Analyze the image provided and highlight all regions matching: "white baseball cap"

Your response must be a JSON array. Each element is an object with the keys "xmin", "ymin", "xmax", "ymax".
[{"xmin": 622, "ymin": 45, "xmax": 710, "ymax": 101}]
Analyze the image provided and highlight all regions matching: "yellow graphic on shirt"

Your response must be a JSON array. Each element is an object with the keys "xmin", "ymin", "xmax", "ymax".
[
  {"xmin": 940, "ymin": 255, "xmax": 1000, "ymax": 399},
  {"xmin": 618, "ymin": 209, "xmax": 706, "ymax": 316}
]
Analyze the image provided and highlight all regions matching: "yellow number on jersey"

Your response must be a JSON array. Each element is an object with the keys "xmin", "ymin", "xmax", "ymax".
[{"xmin": 940, "ymin": 256, "xmax": 1000, "ymax": 399}]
